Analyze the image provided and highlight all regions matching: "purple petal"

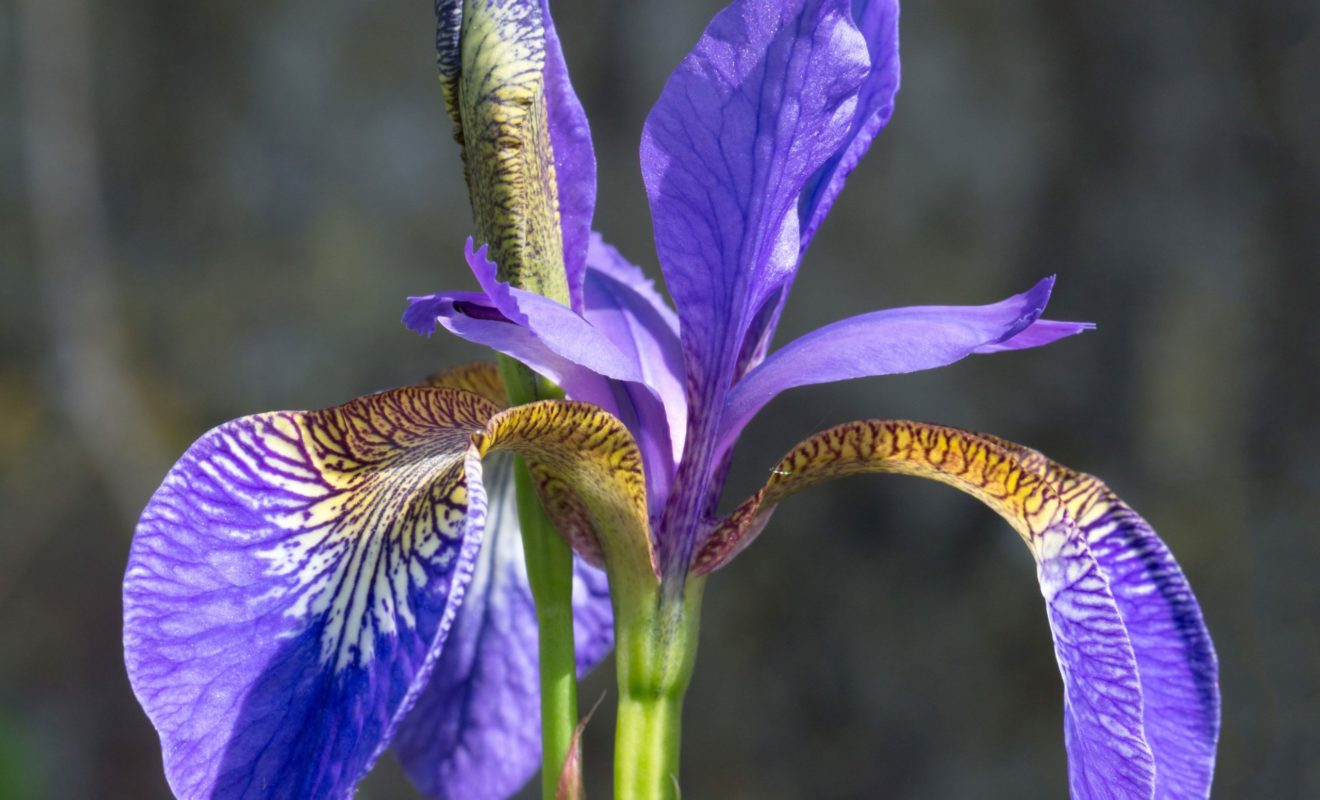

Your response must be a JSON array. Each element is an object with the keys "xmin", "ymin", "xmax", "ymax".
[
  {"xmin": 733, "ymin": 0, "xmax": 902, "ymax": 371},
  {"xmin": 641, "ymin": 0, "xmax": 869, "ymax": 574},
  {"xmin": 972, "ymin": 318, "xmax": 1095, "ymax": 353},
  {"xmin": 392, "ymin": 461, "xmax": 614, "ymax": 800},
  {"xmin": 1085, "ymin": 515, "xmax": 1218, "ymax": 798},
  {"xmin": 798, "ymin": 0, "xmax": 901, "ymax": 252},
  {"xmin": 1003, "ymin": 449, "xmax": 1220, "ymax": 798},
  {"xmin": 406, "ymin": 242, "xmax": 678, "ymax": 509},
  {"xmin": 719, "ymin": 277, "xmax": 1091, "ymax": 457},
  {"xmin": 405, "ymin": 291, "xmax": 624, "ymax": 419},
  {"xmin": 640, "ymin": 0, "xmax": 869, "ymax": 409},
  {"xmin": 582, "ymin": 234, "xmax": 687, "ymax": 461},
  {"xmin": 539, "ymin": 0, "xmax": 597, "ymax": 309},
  {"xmin": 1036, "ymin": 519, "xmax": 1159, "ymax": 798},
  {"xmin": 695, "ymin": 421, "xmax": 1186, "ymax": 795},
  {"xmin": 123, "ymin": 389, "xmax": 497, "ymax": 799}
]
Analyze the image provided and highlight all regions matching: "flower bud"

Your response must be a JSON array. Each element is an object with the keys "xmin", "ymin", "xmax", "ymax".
[{"xmin": 437, "ymin": 0, "xmax": 571, "ymax": 305}]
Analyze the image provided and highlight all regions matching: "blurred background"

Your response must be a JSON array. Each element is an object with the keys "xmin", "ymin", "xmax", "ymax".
[{"xmin": 2, "ymin": 0, "xmax": 1317, "ymax": 796}]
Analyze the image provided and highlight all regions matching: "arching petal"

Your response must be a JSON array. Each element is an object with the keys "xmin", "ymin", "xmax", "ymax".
[
  {"xmin": 390, "ymin": 461, "xmax": 614, "ymax": 800},
  {"xmin": 124, "ymin": 388, "xmax": 499, "ymax": 799},
  {"xmin": 417, "ymin": 361, "xmax": 510, "ymax": 407},
  {"xmin": 476, "ymin": 400, "xmax": 659, "ymax": 586},
  {"xmin": 719, "ymin": 277, "xmax": 1092, "ymax": 452},
  {"xmin": 641, "ymin": 0, "xmax": 870, "ymax": 575},
  {"xmin": 983, "ymin": 438, "xmax": 1220, "ymax": 799},
  {"xmin": 126, "ymin": 388, "xmax": 652, "ymax": 800},
  {"xmin": 418, "ymin": 362, "xmax": 612, "ymax": 570},
  {"xmin": 696, "ymin": 421, "xmax": 1218, "ymax": 797}
]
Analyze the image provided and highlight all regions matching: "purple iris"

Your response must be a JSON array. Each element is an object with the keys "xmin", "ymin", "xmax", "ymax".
[
  {"xmin": 123, "ymin": 0, "xmax": 1219, "ymax": 798},
  {"xmin": 407, "ymin": 0, "xmax": 1088, "ymax": 583}
]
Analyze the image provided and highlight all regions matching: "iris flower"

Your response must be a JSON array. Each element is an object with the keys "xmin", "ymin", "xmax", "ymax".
[{"xmin": 124, "ymin": 0, "xmax": 1220, "ymax": 798}]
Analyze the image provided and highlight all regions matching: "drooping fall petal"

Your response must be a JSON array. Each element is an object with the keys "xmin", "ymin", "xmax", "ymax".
[
  {"xmin": 125, "ymin": 383, "xmax": 654, "ymax": 799},
  {"xmin": 696, "ymin": 421, "xmax": 1217, "ymax": 798},
  {"xmin": 475, "ymin": 400, "xmax": 659, "ymax": 586},
  {"xmin": 124, "ymin": 388, "xmax": 497, "ymax": 798},
  {"xmin": 980, "ymin": 437, "xmax": 1220, "ymax": 799},
  {"xmin": 641, "ymin": 0, "xmax": 870, "ymax": 575},
  {"xmin": 388, "ymin": 365, "xmax": 615, "ymax": 800},
  {"xmin": 718, "ymin": 277, "xmax": 1092, "ymax": 452}
]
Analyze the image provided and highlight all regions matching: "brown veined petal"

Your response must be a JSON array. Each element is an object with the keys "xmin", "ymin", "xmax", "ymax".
[
  {"xmin": 125, "ymin": 387, "xmax": 652, "ymax": 800},
  {"xmin": 693, "ymin": 420, "xmax": 1180, "ymax": 799},
  {"xmin": 417, "ymin": 361, "xmax": 509, "ymax": 407},
  {"xmin": 418, "ymin": 363, "xmax": 609, "ymax": 568},
  {"xmin": 474, "ymin": 400, "xmax": 658, "ymax": 585}
]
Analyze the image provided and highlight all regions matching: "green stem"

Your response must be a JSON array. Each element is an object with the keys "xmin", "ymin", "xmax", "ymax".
[
  {"xmin": 613, "ymin": 577, "xmax": 705, "ymax": 800},
  {"xmin": 499, "ymin": 356, "xmax": 579, "ymax": 800}
]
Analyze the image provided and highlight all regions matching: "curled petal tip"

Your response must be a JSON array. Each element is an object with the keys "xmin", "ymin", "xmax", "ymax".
[
  {"xmin": 1017, "ymin": 275, "xmax": 1057, "ymax": 321},
  {"xmin": 403, "ymin": 295, "xmax": 443, "ymax": 336}
]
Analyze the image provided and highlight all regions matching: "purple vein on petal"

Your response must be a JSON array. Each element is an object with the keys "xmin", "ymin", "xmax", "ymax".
[
  {"xmin": 641, "ymin": 0, "xmax": 870, "ymax": 575},
  {"xmin": 122, "ymin": 388, "xmax": 496, "ymax": 799}
]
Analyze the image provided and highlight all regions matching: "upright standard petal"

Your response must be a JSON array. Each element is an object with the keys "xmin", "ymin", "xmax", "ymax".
[
  {"xmin": 124, "ymin": 388, "xmax": 498, "ymax": 799},
  {"xmin": 640, "ymin": 0, "xmax": 870, "ymax": 573},
  {"xmin": 736, "ymin": 0, "xmax": 902, "ymax": 371},
  {"xmin": 434, "ymin": 0, "xmax": 596, "ymax": 307},
  {"xmin": 391, "ymin": 461, "xmax": 614, "ymax": 800},
  {"xmin": 696, "ymin": 421, "xmax": 1219, "ymax": 798},
  {"xmin": 718, "ymin": 277, "xmax": 1092, "ymax": 452},
  {"xmin": 798, "ymin": 0, "xmax": 901, "ymax": 251}
]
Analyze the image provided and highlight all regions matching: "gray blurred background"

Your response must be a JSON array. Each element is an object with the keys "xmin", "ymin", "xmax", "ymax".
[{"xmin": 2, "ymin": 0, "xmax": 1317, "ymax": 796}]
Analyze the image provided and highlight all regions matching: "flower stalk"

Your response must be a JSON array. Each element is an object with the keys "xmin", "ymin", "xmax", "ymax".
[
  {"xmin": 499, "ymin": 355, "xmax": 581, "ymax": 800},
  {"xmin": 612, "ymin": 576, "xmax": 705, "ymax": 800}
]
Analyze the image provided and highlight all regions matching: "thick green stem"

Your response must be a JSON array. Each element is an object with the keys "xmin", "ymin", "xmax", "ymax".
[
  {"xmin": 613, "ymin": 577, "xmax": 705, "ymax": 800},
  {"xmin": 499, "ymin": 356, "xmax": 579, "ymax": 799}
]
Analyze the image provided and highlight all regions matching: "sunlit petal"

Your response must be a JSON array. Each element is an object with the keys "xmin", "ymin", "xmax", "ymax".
[
  {"xmin": 124, "ymin": 388, "xmax": 497, "ymax": 798},
  {"xmin": 719, "ymin": 277, "xmax": 1091, "ymax": 452},
  {"xmin": 698, "ymin": 421, "xmax": 1217, "ymax": 797}
]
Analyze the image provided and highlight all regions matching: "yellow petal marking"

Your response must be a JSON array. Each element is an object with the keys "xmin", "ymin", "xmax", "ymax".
[
  {"xmin": 693, "ymin": 420, "xmax": 1065, "ymax": 575},
  {"xmin": 418, "ymin": 361, "xmax": 508, "ymax": 408},
  {"xmin": 475, "ymin": 400, "xmax": 657, "ymax": 581}
]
